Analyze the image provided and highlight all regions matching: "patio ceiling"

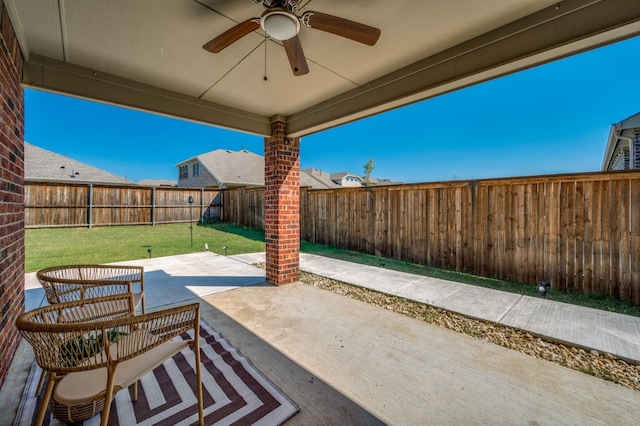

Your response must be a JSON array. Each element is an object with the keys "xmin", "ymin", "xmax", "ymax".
[{"xmin": 6, "ymin": 0, "xmax": 640, "ymax": 138}]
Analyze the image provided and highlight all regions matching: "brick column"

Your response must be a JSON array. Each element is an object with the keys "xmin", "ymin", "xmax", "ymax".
[
  {"xmin": 0, "ymin": 5, "xmax": 25, "ymax": 388},
  {"xmin": 264, "ymin": 120, "xmax": 300, "ymax": 285}
]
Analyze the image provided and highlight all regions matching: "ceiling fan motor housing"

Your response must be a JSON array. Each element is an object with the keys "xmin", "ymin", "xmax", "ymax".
[{"xmin": 261, "ymin": 8, "xmax": 300, "ymax": 41}]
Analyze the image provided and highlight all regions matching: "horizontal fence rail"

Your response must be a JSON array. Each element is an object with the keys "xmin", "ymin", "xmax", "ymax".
[
  {"xmin": 222, "ymin": 171, "xmax": 640, "ymax": 304},
  {"xmin": 25, "ymin": 181, "xmax": 222, "ymax": 228}
]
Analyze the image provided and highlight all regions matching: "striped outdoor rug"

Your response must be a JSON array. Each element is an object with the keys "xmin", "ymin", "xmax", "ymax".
[{"xmin": 14, "ymin": 320, "xmax": 299, "ymax": 426}]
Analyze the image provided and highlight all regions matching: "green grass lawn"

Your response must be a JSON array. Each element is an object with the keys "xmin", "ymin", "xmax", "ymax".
[
  {"xmin": 25, "ymin": 222, "xmax": 640, "ymax": 316},
  {"xmin": 25, "ymin": 222, "xmax": 265, "ymax": 271}
]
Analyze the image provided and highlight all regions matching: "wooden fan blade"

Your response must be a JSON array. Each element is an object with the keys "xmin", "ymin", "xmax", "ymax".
[
  {"xmin": 283, "ymin": 36, "xmax": 309, "ymax": 76},
  {"xmin": 304, "ymin": 11, "xmax": 380, "ymax": 46},
  {"xmin": 203, "ymin": 19, "xmax": 260, "ymax": 53}
]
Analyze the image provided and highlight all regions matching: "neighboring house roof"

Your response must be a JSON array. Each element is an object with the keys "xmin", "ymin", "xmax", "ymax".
[
  {"xmin": 328, "ymin": 171, "xmax": 401, "ymax": 187},
  {"xmin": 137, "ymin": 179, "xmax": 177, "ymax": 187},
  {"xmin": 178, "ymin": 149, "xmax": 264, "ymax": 186},
  {"xmin": 177, "ymin": 150, "xmax": 335, "ymax": 189},
  {"xmin": 602, "ymin": 112, "xmax": 640, "ymax": 170},
  {"xmin": 301, "ymin": 169, "xmax": 341, "ymax": 189},
  {"xmin": 368, "ymin": 177, "xmax": 400, "ymax": 186},
  {"xmin": 25, "ymin": 142, "xmax": 132, "ymax": 184},
  {"xmin": 177, "ymin": 150, "xmax": 400, "ymax": 189},
  {"xmin": 330, "ymin": 171, "xmax": 362, "ymax": 181}
]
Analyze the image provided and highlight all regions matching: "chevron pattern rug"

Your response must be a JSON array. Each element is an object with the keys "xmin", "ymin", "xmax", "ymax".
[{"xmin": 14, "ymin": 320, "xmax": 299, "ymax": 426}]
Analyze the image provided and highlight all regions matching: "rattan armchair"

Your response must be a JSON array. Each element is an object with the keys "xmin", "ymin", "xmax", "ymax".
[
  {"xmin": 33, "ymin": 264, "xmax": 146, "ymax": 397},
  {"xmin": 16, "ymin": 294, "xmax": 204, "ymax": 426},
  {"xmin": 37, "ymin": 264, "xmax": 146, "ymax": 313}
]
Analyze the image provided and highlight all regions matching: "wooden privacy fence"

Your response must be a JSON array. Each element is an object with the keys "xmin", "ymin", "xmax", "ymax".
[
  {"xmin": 25, "ymin": 181, "xmax": 222, "ymax": 227},
  {"xmin": 223, "ymin": 171, "xmax": 640, "ymax": 304}
]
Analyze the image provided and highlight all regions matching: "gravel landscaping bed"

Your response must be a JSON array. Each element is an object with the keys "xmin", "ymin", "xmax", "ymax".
[{"xmin": 257, "ymin": 263, "xmax": 640, "ymax": 392}]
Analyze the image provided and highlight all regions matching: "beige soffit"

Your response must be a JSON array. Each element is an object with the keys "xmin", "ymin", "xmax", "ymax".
[{"xmin": 7, "ymin": 0, "xmax": 640, "ymax": 137}]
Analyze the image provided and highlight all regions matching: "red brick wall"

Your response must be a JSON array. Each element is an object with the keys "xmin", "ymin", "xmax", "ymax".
[
  {"xmin": 264, "ymin": 121, "xmax": 300, "ymax": 285},
  {"xmin": 0, "ymin": 3, "xmax": 25, "ymax": 388}
]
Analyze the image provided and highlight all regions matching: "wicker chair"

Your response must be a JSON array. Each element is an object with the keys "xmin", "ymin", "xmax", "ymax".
[
  {"xmin": 33, "ymin": 264, "xmax": 147, "ymax": 397},
  {"xmin": 37, "ymin": 264, "xmax": 146, "ymax": 313},
  {"xmin": 16, "ymin": 294, "xmax": 204, "ymax": 426}
]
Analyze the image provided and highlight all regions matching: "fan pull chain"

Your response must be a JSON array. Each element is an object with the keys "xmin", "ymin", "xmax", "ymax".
[{"xmin": 263, "ymin": 38, "xmax": 268, "ymax": 81}]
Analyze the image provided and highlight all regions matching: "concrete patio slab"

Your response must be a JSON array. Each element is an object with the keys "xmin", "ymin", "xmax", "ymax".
[
  {"xmin": 24, "ymin": 252, "xmax": 266, "ymax": 310},
  {"xmin": 10, "ymin": 252, "xmax": 640, "ymax": 425},
  {"xmin": 116, "ymin": 252, "xmax": 266, "ymax": 307},
  {"xmin": 202, "ymin": 282, "xmax": 640, "ymax": 425},
  {"xmin": 227, "ymin": 252, "xmax": 266, "ymax": 265},
  {"xmin": 29, "ymin": 252, "xmax": 640, "ymax": 363}
]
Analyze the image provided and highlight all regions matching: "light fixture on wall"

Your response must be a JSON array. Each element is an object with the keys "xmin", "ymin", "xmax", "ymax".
[{"xmin": 261, "ymin": 10, "xmax": 300, "ymax": 40}]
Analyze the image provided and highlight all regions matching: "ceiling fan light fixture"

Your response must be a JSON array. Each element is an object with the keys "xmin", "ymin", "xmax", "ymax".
[{"xmin": 261, "ymin": 11, "xmax": 300, "ymax": 41}]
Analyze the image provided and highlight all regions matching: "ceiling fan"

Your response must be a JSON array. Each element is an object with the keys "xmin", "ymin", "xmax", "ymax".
[{"xmin": 202, "ymin": 0, "xmax": 381, "ymax": 76}]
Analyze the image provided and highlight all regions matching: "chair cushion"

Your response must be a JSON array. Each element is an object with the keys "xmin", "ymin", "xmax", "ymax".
[{"xmin": 54, "ymin": 332, "xmax": 188, "ymax": 406}]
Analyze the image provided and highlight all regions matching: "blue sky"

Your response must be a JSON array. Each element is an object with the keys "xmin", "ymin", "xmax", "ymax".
[{"xmin": 25, "ymin": 35, "xmax": 639, "ymax": 183}]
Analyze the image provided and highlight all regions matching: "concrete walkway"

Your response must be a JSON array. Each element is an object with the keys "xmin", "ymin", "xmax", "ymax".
[{"xmin": 231, "ymin": 252, "xmax": 640, "ymax": 364}]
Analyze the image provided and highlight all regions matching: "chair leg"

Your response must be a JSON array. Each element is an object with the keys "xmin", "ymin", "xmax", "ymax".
[
  {"xmin": 194, "ymin": 324, "xmax": 204, "ymax": 426},
  {"xmin": 35, "ymin": 372, "xmax": 55, "ymax": 426},
  {"xmin": 100, "ymin": 366, "xmax": 118, "ymax": 426},
  {"xmin": 34, "ymin": 369, "xmax": 46, "ymax": 396},
  {"xmin": 132, "ymin": 380, "xmax": 138, "ymax": 402}
]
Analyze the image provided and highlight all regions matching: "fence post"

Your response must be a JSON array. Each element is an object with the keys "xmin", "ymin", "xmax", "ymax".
[
  {"xmin": 87, "ymin": 184, "xmax": 93, "ymax": 228},
  {"xmin": 221, "ymin": 189, "xmax": 224, "ymax": 222},
  {"xmin": 151, "ymin": 187, "xmax": 156, "ymax": 226},
  {"xmin": 200, "ymin": 188, "xmax": 204, "ymax": 224}
]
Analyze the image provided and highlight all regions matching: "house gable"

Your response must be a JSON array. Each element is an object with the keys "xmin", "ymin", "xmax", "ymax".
[
  {"xmin": 176, "ymin": 156, "xmax": 220, "ymax": 188},
  {"xmin": 602, "ymin": 112, "xmax": 640, "ymax": 171}
]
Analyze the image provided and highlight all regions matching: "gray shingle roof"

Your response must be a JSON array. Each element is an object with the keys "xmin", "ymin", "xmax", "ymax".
[
  {"xmin": 177, "ymin": 150, "xmax": 399, "ymax": 189},
  {"xmin": 615, "ymin": 112, "xmax": 640, "ymax": 130},
  {"xmin": 180, "ymin": 149, "xmax": 335, "ymax": 189},
  {"xmin": 301, "ymin": 168, "xmax": 341, "ymax": 189},
  {"xmin": 195, "ymin": 149, "xmax": 265, "ymax": 186},
  {"xmin": 25, "ymin": 142, "xmax": 132, "ymax": 184}
]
